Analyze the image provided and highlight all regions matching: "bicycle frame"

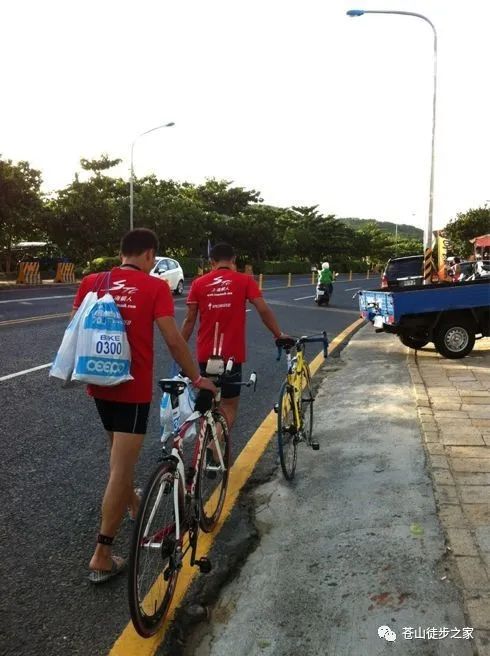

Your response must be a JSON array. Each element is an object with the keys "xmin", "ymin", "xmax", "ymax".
[
  {"xmin": 277, "ymin": 332, "xmax": 328, "ymax": 433},
  {"xmin": 159, "ymin": 408, "xmax": 224, "ymax": 566},
  {"xmin": 152, "ymin": 366, "xmax": 256, "ymax": 564},
  {"xmin": 284, "ymin": 344, "xmax": 307, "ymax": 431}
]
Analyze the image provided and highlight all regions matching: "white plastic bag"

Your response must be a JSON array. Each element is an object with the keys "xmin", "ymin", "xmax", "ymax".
[
  {"xmin": 49, "ymin": 291, "xmax": 98, "ymax": 381},
  {"xmin": 71, "ymin": 292, "xmax": 133, "ymax": 386},
  {"xmin": 160, "ymin": 375, "xmax": 197, "ymax": 442}
]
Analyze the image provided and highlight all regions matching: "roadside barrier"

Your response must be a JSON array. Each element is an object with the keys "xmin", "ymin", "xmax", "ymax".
[
  {"xmin": 54, "ymin": 262, "xmax": 76, "ymax": 283},
  {"xmin": 423, "ymin": 247, "xmax": 432, "ymax": 283},
  {"xmin": 16, "ymin": 262, "xmax": 42, "ymax": 285}
]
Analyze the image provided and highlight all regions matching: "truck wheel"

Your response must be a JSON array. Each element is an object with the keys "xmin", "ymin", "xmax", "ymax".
[
  {"xmin": 399, "ymin": 335, "xmax": 429, "ymax": 350},
  {"xmin": 434, "ymin": 322, "xmax": 475, "ymax": 359}
]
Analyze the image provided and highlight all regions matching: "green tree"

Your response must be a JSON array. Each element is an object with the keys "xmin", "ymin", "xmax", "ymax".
[
  {"xmin": 209, "ymin": 204, "xmax": 284, "ymax": 263},
  {"xmin": 283, "ymin": 206, "xmax": 356, "ymax": 266},
  {"xmin": 0, "ymin": 157, "xmax": 44, "ymax": 272},
  {"xmin": 193, "ymin": 179, "xmax": 262, "ymax": 216},
  {"xmin": 444, "ymin": 207, "xmax": 490, "ymax": 258},
  {"xmin": 80, "ymin": 154, "xmax": 122, "ymax": 174},
  {"xmin": 394, "ymin": 237, "xmax": 424, "ymax": 258},
  {"xmin": 48, "ymin": 157, "xmax": 127, "ymax": 263}
]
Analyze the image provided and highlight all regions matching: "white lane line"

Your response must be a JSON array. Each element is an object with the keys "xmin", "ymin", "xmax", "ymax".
[
  {"xmin": 345, "ymin": 287, "xmax": 361, "ymax": 292},
  {"xmin": 0, "ymin": 363, "xmax": 52, "ymax": 382},
  {"xmin": 0, "ymin": 295, "xmax": 73, "ymax": 304},
  {"xmin": 294, "ymin": 295, "xmax": 315, "ymax": 301}
]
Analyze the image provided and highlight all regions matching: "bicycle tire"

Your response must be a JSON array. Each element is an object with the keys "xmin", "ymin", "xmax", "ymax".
[
  {"xmin": 277, "ymin": 381, "xmax": 298, "ymax": 480},
  {"xmin": 300, "ymin": 364, "xmax": 314, "ymax": 444},
  {"xmin": 128, "ymin": 460, "xmax": 184, "ymax": 638},
  {"xmin": 198, "ymin": 412, "xmax": 230, "ymax": 532}
]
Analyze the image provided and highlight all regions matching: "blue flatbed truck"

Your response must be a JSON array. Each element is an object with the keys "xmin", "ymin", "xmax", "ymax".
[{"xmin": 358, "ymin": 278, "xmax": 490, "ymax": 359}]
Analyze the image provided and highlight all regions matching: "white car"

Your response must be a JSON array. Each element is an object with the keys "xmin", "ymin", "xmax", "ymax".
[{"xmin": 150, "ymin": 257, "xmax": 185, "ymax": 295}]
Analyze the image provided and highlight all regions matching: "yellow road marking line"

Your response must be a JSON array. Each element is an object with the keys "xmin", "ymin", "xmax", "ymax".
[
  {"xmin": 0, "ymin": 313, "xmax": 70, "ymax": 327},
  {"xmin": 109, "ymin": 317, "xmax": 365, "ymax": 656}
]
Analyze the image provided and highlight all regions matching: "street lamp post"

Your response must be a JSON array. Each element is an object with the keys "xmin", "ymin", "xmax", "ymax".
[
  {"xmin": 346, "ymin": 9, "xmax": 438, "ymax": 283},
  {"xmin": 129, "ymin": 121, "xmax": 175, "ymax": 231}
]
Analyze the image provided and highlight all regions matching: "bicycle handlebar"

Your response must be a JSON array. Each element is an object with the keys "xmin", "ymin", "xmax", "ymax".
[
  {"xmin": 194, "ymin": 370, "xmax": 257, "ymax": 413},
  {"xmin": 276, "ymin": 331, "xmax": 329, "ymax": 360}
]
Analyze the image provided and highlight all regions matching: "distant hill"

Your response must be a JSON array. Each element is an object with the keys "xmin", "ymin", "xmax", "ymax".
[{"xmin": 340, "ymin": 218, "xmax": 423, "ymax": 241}]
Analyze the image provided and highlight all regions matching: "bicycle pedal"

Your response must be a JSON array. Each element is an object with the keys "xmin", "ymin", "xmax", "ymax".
[
  {"xmin": 195, "ymin": 557, "xmax": 212, "ymax": 574},
  {"xmin": 311, "ymin": 441, "xmax": 320, "ymax": 451}
]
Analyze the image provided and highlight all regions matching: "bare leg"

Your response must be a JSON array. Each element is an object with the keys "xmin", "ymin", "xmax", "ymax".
[
  {"xmin": 128, "ymin": 488, "xmax": 142, "ymax": 520},
  {"xmin": 106, "ymin": 430, "xmax": 140, "ymax": 520},
  {"xmin": 89, "ymin": 432, "xmax": 144, "ymax": 572},
  {"xmin": 207, "ymin": 397, "xmax": 239, "ymax": 462},
  {"xmin": 219, "ymin": 397, "xmax": 239, "ymax": 432}
]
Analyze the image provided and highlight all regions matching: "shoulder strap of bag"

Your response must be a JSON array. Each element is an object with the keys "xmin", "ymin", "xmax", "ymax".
[{"xmin": 93, "ymin": 270, "xmax": 112, "ymax": 295}]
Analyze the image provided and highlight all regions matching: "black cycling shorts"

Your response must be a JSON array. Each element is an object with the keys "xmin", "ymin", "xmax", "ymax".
[
  {"xmin": 94, "ymin": 399, "xmax": 151, "ymax": 435},
  {"xmin": 199, "ymin": 362, "xmax": 242, "ymax": 399}
]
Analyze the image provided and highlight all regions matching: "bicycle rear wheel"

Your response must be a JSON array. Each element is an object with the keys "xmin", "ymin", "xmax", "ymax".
[
  {"xmin": 300, "ymin": 363, "xmax": 314, "ymax": 444},
  {"xmin": 198, "ymin": 412, "xmax": 230, "ymax": 532},
  {"xmin": 128, "ymin": 461, "xmax": 184, "ymax": 638},
  {"xmin": 277, "ymin": 381, "xmax": 298, "ymax": 480}
]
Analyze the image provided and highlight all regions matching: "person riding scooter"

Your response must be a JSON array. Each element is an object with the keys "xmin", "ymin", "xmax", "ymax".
[
  {"xmin": 315, "ymin": 262, "xmax": 334, "ymax": 306},
  {"xmin": 320, "ymin": 262, "xmax": 333, "ymax": 294}
]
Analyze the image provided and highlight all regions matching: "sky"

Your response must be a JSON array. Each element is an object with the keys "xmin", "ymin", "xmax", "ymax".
[{"xmin": 2, "ymin": 0, "xmax": 489, "ymax": 233}]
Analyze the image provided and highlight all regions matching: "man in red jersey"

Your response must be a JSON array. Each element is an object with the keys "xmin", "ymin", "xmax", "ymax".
[
  {"xmin": 181, "ymin": 243, "xmax": 289, "ymax": 430},
  {"xmin": 72, "ymin": 228, "xmax": 216, "ymax": 583}
]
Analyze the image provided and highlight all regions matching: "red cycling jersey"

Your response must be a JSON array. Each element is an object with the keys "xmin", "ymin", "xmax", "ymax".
[
  {"xmin": 73, "ymin": 268, "xmax": 174, "ymax": 403},
  {"xmin": 187, "ymin": 268, "xmax": 261, "ymax": 364}
]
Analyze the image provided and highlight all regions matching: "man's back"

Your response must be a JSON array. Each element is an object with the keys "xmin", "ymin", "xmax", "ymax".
[
  {"xmin": 187, "ymin": 268, "xmax": 261, "ymax": 363},
  {"xmin": 320, "ymin": 268, "xmax": 333, "ymax": 284},
  {"xmin": 74, "ymin": 267, "xmax": 174, "ymax": 402}
]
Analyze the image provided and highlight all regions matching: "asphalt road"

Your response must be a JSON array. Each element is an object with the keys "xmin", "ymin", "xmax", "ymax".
[{"xmin": 0, "ymin": 275, "xmax": 362, "ymax": 656}]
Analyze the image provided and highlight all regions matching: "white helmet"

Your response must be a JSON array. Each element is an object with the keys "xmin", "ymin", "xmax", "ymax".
[{"xmin": 321, "ymin": 262, "xmax": 330, "ymax": 270}]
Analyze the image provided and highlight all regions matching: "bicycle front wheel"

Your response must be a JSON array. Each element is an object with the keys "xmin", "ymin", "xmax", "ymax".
[
  {"xmin": 128, "ymin": 461, "xmax": 184, "ymax": 638},
  {"xmin": 277, "ymin": 381, "xmax": 298, "ymax": 480},
  {"xmin": 198, "ymin": 412, "xmax": 230, "ymax": 532},
  {"xmin": 300, "ymin": 364, "xmax": 314, "ymax": 444}
]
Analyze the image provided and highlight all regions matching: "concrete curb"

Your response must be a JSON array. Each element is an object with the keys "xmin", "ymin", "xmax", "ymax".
[
  {"xmin": 0, "ymin": 281, "xmax": 81, "ymax": 290},
  {"xmin": 408, "ymin": 347, "xmax": 490, "ymax": 655}
]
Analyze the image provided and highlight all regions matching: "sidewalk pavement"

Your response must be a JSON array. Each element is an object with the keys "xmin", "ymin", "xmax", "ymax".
[
  {"xmin": 189, "ymin": 326, "xmax": 489, "ymax": 656},
  {"xmin": 408, "ymin": 337, "xmax": 490, "ymax": 656}
]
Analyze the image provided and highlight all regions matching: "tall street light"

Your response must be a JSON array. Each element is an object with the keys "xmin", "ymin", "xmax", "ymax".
[
  {"xmin": 346, "ymin": 9, "xmax": 438, "ymax": 283},
  {"xmin": 129, "ymin": 121, "xmax": 175, "ymax": 231}
]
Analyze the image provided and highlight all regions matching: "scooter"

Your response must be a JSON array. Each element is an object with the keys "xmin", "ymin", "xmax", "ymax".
[{"xmin": 315, "ymin": 281, "xmax": 332, "ymax": 306}]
